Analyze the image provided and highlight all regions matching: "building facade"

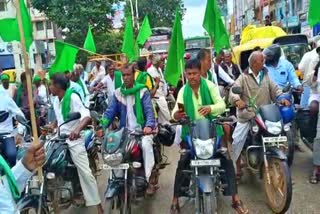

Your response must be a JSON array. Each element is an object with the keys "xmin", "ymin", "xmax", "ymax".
[{"xmin": 0, "ymin": 0, "xmax": 59, "ymax": 77}]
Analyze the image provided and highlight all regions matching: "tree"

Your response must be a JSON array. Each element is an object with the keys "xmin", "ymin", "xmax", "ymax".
[
  {"xmin": 128, "ymin": 0, "xmax": 185, "ymax": 28},
  {"xmin": 31, "ymin": 0, "xmax": 121, "ymax": 64}
]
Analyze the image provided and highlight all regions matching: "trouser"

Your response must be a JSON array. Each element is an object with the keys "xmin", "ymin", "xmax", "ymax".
[
  {"xmin": 313, "ymin": 113, "xmax": 320, "ymax": 166},
  {"xmin": 231, "ymin": 122, "xmax": 251, "ymax": 163},
  {"xmin": 141, "ymin": 135, "xmax": 155, "ymax": 181},
  {"xmin": 154, "ymin": 96, "xmax": 171, "ymax": 125},
  {"xmin": 173, "ymin": 142, "xmax": 237, "ymax": 197},
  {"xmin": 0, "ymin": 136, "xmax": 16, "ymax": 167},
  {"xmin": 67, "ymin": 138, "xmax": 101, "ymax": 206}
]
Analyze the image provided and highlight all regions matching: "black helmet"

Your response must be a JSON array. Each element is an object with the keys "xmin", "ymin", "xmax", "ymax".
[
  {"xmin": 263, "ymin": 44, "xmax": 282, "ymax": 66},
  {"xmin": 156, "ymin": 124, "xmax": 176, "ymax": 147}
]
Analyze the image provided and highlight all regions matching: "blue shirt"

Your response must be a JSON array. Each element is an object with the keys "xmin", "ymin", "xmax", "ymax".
[
  {"xmin": 265, "ymin": 58, "xmax": 301, "ymax": 89},
  {"xmin": 0, "ymin": 161, "xmax": 33, "ymax": 213}
]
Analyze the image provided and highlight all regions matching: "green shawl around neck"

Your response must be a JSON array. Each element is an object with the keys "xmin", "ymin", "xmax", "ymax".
[
  {"xmin": 136, "ymin": 71, "xmax": 154, "ymax": 88},
  {"xmin": 0, "ymin": 155, "xmax": 20, "ymax": 200},
  {"xmin": 120, "ymin": 83, "xmax": 146, "ymax": 126},
  {"xmin": 76, "ymin": 79, "xmax": 86, "ymax": 98},
  {"xmin": 114, "ymin": 70, "xmax": 123, "ymax": 89},
  {"xmin": 182, "ymin": 78, "xmax": 223, "ymax": 139},
  {"xmin": 61, "ymin": 87, "xmax": 76, "ymax": 121},
  {"xmin": 207, "ymin": 70, "xmax": 213, "ymax": 82},
  {"xmin": 16, "ymin": 84, "xmax": 24, "ymax": 107}
]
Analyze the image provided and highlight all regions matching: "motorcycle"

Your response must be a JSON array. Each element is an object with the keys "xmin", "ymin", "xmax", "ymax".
[
  {"xmin": 232, "ymin": 87, "xmax": 293, "ymax": 213},
  {"xmin": 89, "ymin": 88, "xmax": 108, "ymax": 115},
  {"xmin": 176, "ymin": 117, "xmax": 233, "ymax": 214},
  {"xmin": 18, "ymin": 112, "xmax": 99, "ymax": 213}
]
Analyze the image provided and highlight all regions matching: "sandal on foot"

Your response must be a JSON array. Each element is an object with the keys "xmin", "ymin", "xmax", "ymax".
[
  {"xmin": 232, "ymin": 200, "xmax": 249, "ymax": 214},
  {"xmin": 170, "ymin": 204, "xmax": 180, "ymax": 214},
  {"xmin": 309, "ymin": 175, "xmax": 318, "ymax": 184}
]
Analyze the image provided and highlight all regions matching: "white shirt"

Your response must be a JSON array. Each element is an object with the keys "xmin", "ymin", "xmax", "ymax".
[
  {"xmin": 37, "ymin": 84, "xmax": 48, "ymax": 104},
  {"xmin": 147, "ymin": 65, "xmax": 168, "ymax": 97},
  {"xmin": 90, "ymin": 66, "xmax": 106, "ymax": 88},
  {"xmin": 0, "ymin": 160, "xmax": 33, "ymax": 214},
  {"xmin": 299, "ymin": 49, "xmax": 319, "ymax": 76},
  {"xmin": 0, "ymin": 88, "xmax": 25, "ymax": 133},
  {"xmin": 3, "ymin": 84, "xmax": 16, "ymax": 99},
  {"xmin": 53, "ymin": 93, "xmax": 90, "ymax": 136},
  {"xmin": 101, "ymin": 74, "xmax": 116, "ymax": 99},
  {"xmin": 248, "ymin": 68, "xmax": 261, "ymax": 85},
  {"xmin": 209, "ymin": 63, "xmax": 235, "ymax": 85},
  {"xmin": 126, "ymin": 95, "xmax": 139, "ymax": 131}
]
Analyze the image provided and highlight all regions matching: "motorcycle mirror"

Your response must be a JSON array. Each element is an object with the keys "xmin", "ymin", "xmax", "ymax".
[
  {"xmin": 90, "ymin": 111, "xmax": 100, "ymax": 121},
  {"xmin": 65, "ymin": 112, "xmax": 81, "ymax": 123},
  {"xmin": 232, "ymin": 87, "xmax": 243, "ymax": 95},
  {"xmin": 282, "ymin": 84, "xmax": 291, "ymax": 93}
]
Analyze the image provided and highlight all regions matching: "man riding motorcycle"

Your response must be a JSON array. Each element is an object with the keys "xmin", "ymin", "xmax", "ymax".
[
  {"xmin": 102, "ymin": 64, "xmax": 156, "ymax": 193},
  {"xmin": 0, "ymin": 85, "xmax": 25, "ymax": 167},
  {"xmin": 170, "ymin": 59, "xmax": 248, "ymax": 214},
  {"xmin": 47, "ymin": 73, "xmax": 103, "ymax": 214},
  {"xmin": 229, "ymin": 51, "xmax": 291, "ymax": 177}
]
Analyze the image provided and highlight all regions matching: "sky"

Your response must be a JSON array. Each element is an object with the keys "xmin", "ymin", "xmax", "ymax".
[{"xmin": 183, "ymin": 0, "xmax": 233, "ymax": 38}]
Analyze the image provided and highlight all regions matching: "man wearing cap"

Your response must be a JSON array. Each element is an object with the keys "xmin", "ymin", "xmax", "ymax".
[
  {"xmin": 1, "ymin": 74, "xmax": 16, "ymax": 99},
  {"xmin": 147, "ymin": 55, "xmax": 171, "ymax": 124}
]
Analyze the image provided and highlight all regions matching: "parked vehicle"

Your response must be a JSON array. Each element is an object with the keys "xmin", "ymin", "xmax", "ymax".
[{"xmin": 232, "ymin": 87, "xmax": 293, "ymax": 213}]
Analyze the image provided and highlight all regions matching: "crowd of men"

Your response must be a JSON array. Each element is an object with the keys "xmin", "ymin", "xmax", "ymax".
[{"xmin": 1, "ymin": 39, "xmax": 320, "ymax": 213}]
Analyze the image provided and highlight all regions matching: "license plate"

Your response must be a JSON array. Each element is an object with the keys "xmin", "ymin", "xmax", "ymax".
[
  {"xmin": 103, "ymin": 163, "xmax": 130, "ymax": 170},
  {"xmin": 263, "ymin": 136, "xmax": 287, "ymax": 143},
  {"xmin": 191, "ymin": 159, "xmax": 221, "ymax": 167}
]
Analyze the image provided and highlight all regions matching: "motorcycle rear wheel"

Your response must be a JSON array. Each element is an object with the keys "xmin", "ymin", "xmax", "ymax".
[
  {"xmin": 285, "ymin": 130, "xmax": 295, "ymax": 167},
  {"xmin": 263, "ymin": 158, "xmax": 292, "ymax": 214}
]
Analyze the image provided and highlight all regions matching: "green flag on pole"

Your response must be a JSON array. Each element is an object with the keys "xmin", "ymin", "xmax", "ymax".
[
  {"xmin": 202, "ymin": 0, "xmax": 230, "ymax": 53},
  {"xmin": 309, "ymin": 0, "xmax": 320, "ymax": 27},
  {"xmin": 136, "ymin": 15, "xmax": 152, "ymax": 47},
  {"xmin": 122, "ymin": 16, "xmax": 138, "ymax": 62},
  {"xmin": 0, "ymin": 0, "xmax": 33, "ymax": 51},
  {"xmin": 83, "ymin": 26, "xmax": 96, "ymax": 53},
  {"xmin": 49, "ymin": 41, "xmax": 79, "ymax": 77},
  {"xmin": 164, "ymin": 10, "xmax": 185, "ymax": 87}
]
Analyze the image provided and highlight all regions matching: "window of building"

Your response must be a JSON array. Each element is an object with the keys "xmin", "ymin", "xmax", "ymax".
[
  {"xmin": 46, "ymin": 21, "xmax": 52, "ymax": 29},
  {"xmin": 0, "ymin": 0, "xmax": 7, "ymax": 12},
  {"xmin": 36, "ymin": 21, "xmax": 44, "ymax": 31}
]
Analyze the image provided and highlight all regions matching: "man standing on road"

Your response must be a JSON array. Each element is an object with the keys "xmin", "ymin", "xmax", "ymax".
[{"xmin": 48, "ymin": 73, "xmax": 103, "ymax": 213}]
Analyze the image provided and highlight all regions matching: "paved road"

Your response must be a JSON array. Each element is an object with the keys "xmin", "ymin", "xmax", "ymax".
[{"xmin": 64, "ymin": 142, "xmax": 319, "ymax": 214}]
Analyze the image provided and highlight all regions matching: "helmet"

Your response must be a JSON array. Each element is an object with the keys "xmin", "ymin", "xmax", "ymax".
[
  {"xmin": 279, "ymin": 105, "xmax": 295, "ymax": 124},
  {"xmin": 44, "ymin": 141, "xmax": 68, "ymax": 174},
  {"xmin": 156, "ymin": 124, "xmax": 176, "ymax": 147},
  {"xmin": 263, "ymin": 44, "xmax": 282, "ymax": 66}
]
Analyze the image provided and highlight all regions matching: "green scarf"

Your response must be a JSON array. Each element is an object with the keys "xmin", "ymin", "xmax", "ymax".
[
  {"xmin": 16, "ymin": 84, "xmax": 23, "ymax": 107},
  {"xmin": 0, "ymin": 155, "xmax": 20, "ymax": 200},
  {"xmin": 114, "ymin": 70, "xmax": 123, "ymax": 89},
  {"xmin": 120, "ymin": 83, "xmax": 146, "ymax": 126},
  {"xmin": 182, "ymin": 78, "xmax": 223, "ymax": 139},
  {"xmin": 207, "ymin": 70, "xmax": 213, "ymax": 82},
  {"xmin": 61, "ymin": 88, "xmax": 76, "ymax": 121},
  {"xmin": 136, "ymin": 71, "xmax": 154, "ymax": 88},
  {"xmin": 76, "ymin": 79, "xmax": 86, "ymax": 98}
]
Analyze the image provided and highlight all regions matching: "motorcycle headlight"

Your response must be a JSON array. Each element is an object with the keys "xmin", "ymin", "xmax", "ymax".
[
  {"xmin": 103, "ymin": 152, "xmax": 123, "ymax": 167},
  {"xmin": 193, "ymin": 138, "xmax": 214, "ymax": 159},
  {"xmin": 252, "ymin": 125, "xmax": 259, "ymax": 133},
  {"xmin": 265, "ymin": 120, "xmax": 282, "ymax": 135}
]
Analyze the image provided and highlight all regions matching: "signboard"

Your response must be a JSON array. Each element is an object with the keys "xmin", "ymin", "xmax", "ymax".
[{"xmin": 301, "ymin": 21, "xmax": 313, "ymax": 38}]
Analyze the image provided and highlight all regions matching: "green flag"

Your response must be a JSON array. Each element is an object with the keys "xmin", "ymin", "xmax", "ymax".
[
  {"xmin": 202, "ymin": 0, "xmax": 230, "ymax": 53},
  {"xmin": 49, "ymin": 41, "xmax": 79, "ymax": 77},
  {"xmin": 309, "ymin": 0, "xmax": 320, "ymax": 27},
  {"xmin": 0, "ymin": 0, "xmax": 33, "ymax": 51},
  {"xmin": 164, "ymin": 10, "xmax": 185, "ymax": 87},
  {"xmin": 122, "ymin": 16, "xmax": 138, "ymax": 62},
  {"xmin": 83, "ymin": 26, "xmax": 96, "ymax": 53},
  {"xmin": 136, "ymin": 15, "xmax": 152, "ymax": 47}
]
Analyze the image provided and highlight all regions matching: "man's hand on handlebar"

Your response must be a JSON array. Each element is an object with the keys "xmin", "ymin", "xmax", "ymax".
[
  {"xmin": 198, "ymin": 106, "xmax": 211, "ymax": 116},
  {"xmin": 69, "ymin": 129, "xmax": 81, "ymax": 141},
  {"xmin": 235, "ymin": 99, "xmax": 246, "ymax": 110},
  {"xmin": 174, "ymin": 110, "xmax": 186, "ymax": 121},
  {"xmin": 143, "ymin": 127, "xmax": 153, "ymax": 135}
]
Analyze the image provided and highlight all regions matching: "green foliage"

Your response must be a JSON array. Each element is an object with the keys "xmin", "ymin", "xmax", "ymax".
[{"xmin": 128, "ymin": 0, "xmax": 185, "ymax": 28}]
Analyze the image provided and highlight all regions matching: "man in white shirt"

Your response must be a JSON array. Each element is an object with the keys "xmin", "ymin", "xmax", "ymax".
[
  {"xmin": 48, "ymin": 73, "xmax": 103, "ymax": 214},
  {"xmin": 1, "ymin": 74, "xmax": 16, "ymax": 98},
  {"xmin": 33, "ymin": 75, "xmax": 48, "ymax": 104},
  {"xmin": 90, "ymin": 61, "xmax": 106, "ymax": 88},
  {"xmin": 72, "ymin": 64, "xmax": 90, "ymax": 107},
  {"xmin": 64, "ymin": 70, "xmax": 86, "ymax": 103},
  {"xmin": 0, "ymin": 142, "xmax": 45, "ymax": 214},
  {"xmin": 0, "ymin": 88, "xmax": 25, "ymax": 167},
  {"xmin": 147, "ymin": 55, "xmax": 171, "ymax": 124}
]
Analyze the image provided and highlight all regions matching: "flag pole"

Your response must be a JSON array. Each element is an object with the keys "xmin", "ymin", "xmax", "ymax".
[{"xmin": 14, "ymin": 0, "xmax": 43, "ymax": 178}]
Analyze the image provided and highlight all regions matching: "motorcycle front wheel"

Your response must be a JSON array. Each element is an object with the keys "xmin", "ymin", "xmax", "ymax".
[
  {"xmin": 263, "ymin": 158, "xmax": 292, "ymax": 214},
  {"xmin": 285, "ymin": 130, "xmax": 295, "ymax": 167},
  {"xmin": 202, "ymin": 191, "xmax": 217, "ymax": 214}
]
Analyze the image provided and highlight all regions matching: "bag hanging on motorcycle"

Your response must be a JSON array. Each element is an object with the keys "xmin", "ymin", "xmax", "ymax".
[{"xmin": 296, "ymin": 110, "xmax": 317, "ymax": 142}]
